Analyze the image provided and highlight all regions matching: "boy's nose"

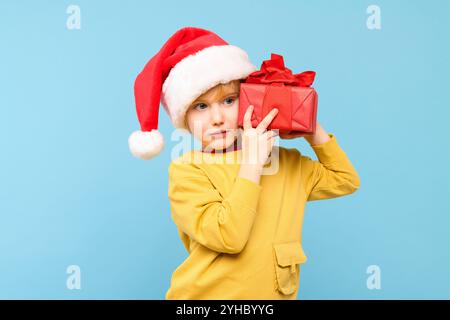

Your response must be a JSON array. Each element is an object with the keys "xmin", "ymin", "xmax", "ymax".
[{"xmin": 210, "ymin": 104, "xmax": 224, "ymax": 126}]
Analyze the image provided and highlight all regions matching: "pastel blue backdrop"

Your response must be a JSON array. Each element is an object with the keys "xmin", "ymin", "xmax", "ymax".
[{"xmin": 1, "ymin": 0, "xmax": 449, "ymax": 299}]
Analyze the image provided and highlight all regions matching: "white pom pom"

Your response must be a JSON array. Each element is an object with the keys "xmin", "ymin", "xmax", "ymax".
[{"xmin": 128, "ymin": 130, "xmax": 164, "ymax": 160}]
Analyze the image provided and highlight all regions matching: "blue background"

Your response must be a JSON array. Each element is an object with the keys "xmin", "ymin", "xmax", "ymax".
[{"xmin": 1, "ymin": 0, "xmax": 449, "ymax": 299}]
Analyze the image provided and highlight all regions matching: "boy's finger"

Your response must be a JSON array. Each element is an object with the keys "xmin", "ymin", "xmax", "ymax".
[
  {"xmin": 265, "ymin": 130, "xmax": 279, "ymax": 140},
  {"xmin": 256, "ymin": 108, "xmax": 279, "ymax": 133},
  {"xmin": 243, "ymin": 105, "xmax": 253, "ymax": 130}
]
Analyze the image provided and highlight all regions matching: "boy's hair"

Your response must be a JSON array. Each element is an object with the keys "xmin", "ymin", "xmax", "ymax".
[{"xmin": 184, "ymin": 79, "xmax": 242, "ymax": 131}]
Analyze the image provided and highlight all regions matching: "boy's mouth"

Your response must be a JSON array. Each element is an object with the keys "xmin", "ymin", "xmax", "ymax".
[{"xmin": 208, "ymin": 129, "xmax": 229, "ymax": 137}]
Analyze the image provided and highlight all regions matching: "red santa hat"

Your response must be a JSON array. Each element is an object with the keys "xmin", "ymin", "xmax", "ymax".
[{"xmin": 129, "ymin": 26, "xmax": 257, "ymax": 160}]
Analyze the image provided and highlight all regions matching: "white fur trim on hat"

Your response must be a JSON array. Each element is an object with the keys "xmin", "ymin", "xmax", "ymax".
[
  {"xmin": 161, "ymin": 45, "xmax": 257, "ymax": 129},
  {"xmin": 128, "ymin": 130, "xmax": 164, "ymax": 160}
]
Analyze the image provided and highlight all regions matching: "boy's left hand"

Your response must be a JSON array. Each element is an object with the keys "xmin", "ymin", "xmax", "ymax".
[
  {"xmin": 278, "ymin": 122, "xmax": 319, "ymax": 140},
  {"xmin": 278, "ymin": 122, "xmax": 331, "ymax": 147},
  {"xmin": 279, "ymin": 131, "xmax": 311, "ymax": 140}
]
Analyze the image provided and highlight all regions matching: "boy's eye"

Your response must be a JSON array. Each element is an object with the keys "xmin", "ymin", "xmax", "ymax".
[
  {"xmin": 194, "ymin": 103, "xmax": 208, "ymax": 111},
  {"xmin": 224, "ymin": 96, "xmax": 236, "ymax": 105}
]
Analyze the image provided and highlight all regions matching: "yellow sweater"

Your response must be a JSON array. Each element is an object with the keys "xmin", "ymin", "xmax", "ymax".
[{"xmin": 165, "ymin": 133, "xmax": 360, "ymax": 299}]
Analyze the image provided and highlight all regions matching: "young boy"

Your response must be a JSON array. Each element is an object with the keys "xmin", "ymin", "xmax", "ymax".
[{"xmin": 129, "ymin": 27, "xmax": 360, "ymax": 299}]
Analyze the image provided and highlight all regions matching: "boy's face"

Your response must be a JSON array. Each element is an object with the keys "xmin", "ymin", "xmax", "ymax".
[{"xmin": 185, "ymin": 86, "xmax": 240, "ymax": 152}]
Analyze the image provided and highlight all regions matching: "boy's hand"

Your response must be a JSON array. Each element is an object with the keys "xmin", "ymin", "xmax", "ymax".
[
  {"xmin": 279, "ymin": 122, "xmax": 319, "ymax": 140},
  {"xmin": 241, "ymin": 105, "xmax": 279, "ymax": 168},
  {"xmin": 280, "ymin": 122, "xmax": 330, "ymax": 146},
  {"xmin": 279, "ymin": 132, "xmax": 311, "ymax": 140}
]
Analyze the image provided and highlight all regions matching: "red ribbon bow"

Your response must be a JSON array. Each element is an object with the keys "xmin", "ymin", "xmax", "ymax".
[{"xmin": 245, "ymin": 53, "xmax": 316, "ymax": 87}]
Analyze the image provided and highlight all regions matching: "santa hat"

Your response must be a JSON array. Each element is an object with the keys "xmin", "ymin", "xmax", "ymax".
[{"xmin": 128, "ymin": 26, "xmax": 257, "ymax": 160}]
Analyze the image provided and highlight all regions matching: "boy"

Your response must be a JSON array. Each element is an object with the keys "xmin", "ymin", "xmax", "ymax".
[{"xmin": 129, "ymin": 27, "xmax": 360, "ymax": 299}]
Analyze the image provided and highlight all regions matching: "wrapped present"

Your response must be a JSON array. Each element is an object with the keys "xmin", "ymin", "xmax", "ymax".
[{"xmin": 238, "ymin": 53, "xmax": 318, "ymax": 135}]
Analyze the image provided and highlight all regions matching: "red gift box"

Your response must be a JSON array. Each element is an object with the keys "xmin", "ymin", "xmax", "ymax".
[{"xmin": 238, "ymin": 53, "xmax": 318, "ymax": 135}]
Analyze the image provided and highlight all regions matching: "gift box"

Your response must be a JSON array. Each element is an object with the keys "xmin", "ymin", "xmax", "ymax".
[{"xmin": 238, "ymin": 53, "xmax": 318, "ymax": 135}]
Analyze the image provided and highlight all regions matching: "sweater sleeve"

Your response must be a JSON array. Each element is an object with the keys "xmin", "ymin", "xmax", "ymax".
[
  {"xmin": 168, "ymin": 161, "xmax": 263, "ymax": 254},
  {"xmin": 300, "ymin": 133, "xmax": 361, "ymax": 201}
]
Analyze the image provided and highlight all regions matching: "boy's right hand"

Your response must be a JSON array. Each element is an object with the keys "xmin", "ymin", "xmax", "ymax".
[{"xmin": 241, "ymin": 105, "xmax": 279, "ymax": 168}]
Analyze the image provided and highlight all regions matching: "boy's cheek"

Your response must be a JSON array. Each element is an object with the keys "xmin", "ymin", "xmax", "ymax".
[{"xmin": 226, "ymin": 103, "xmax": 240, "ymax": 130}]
